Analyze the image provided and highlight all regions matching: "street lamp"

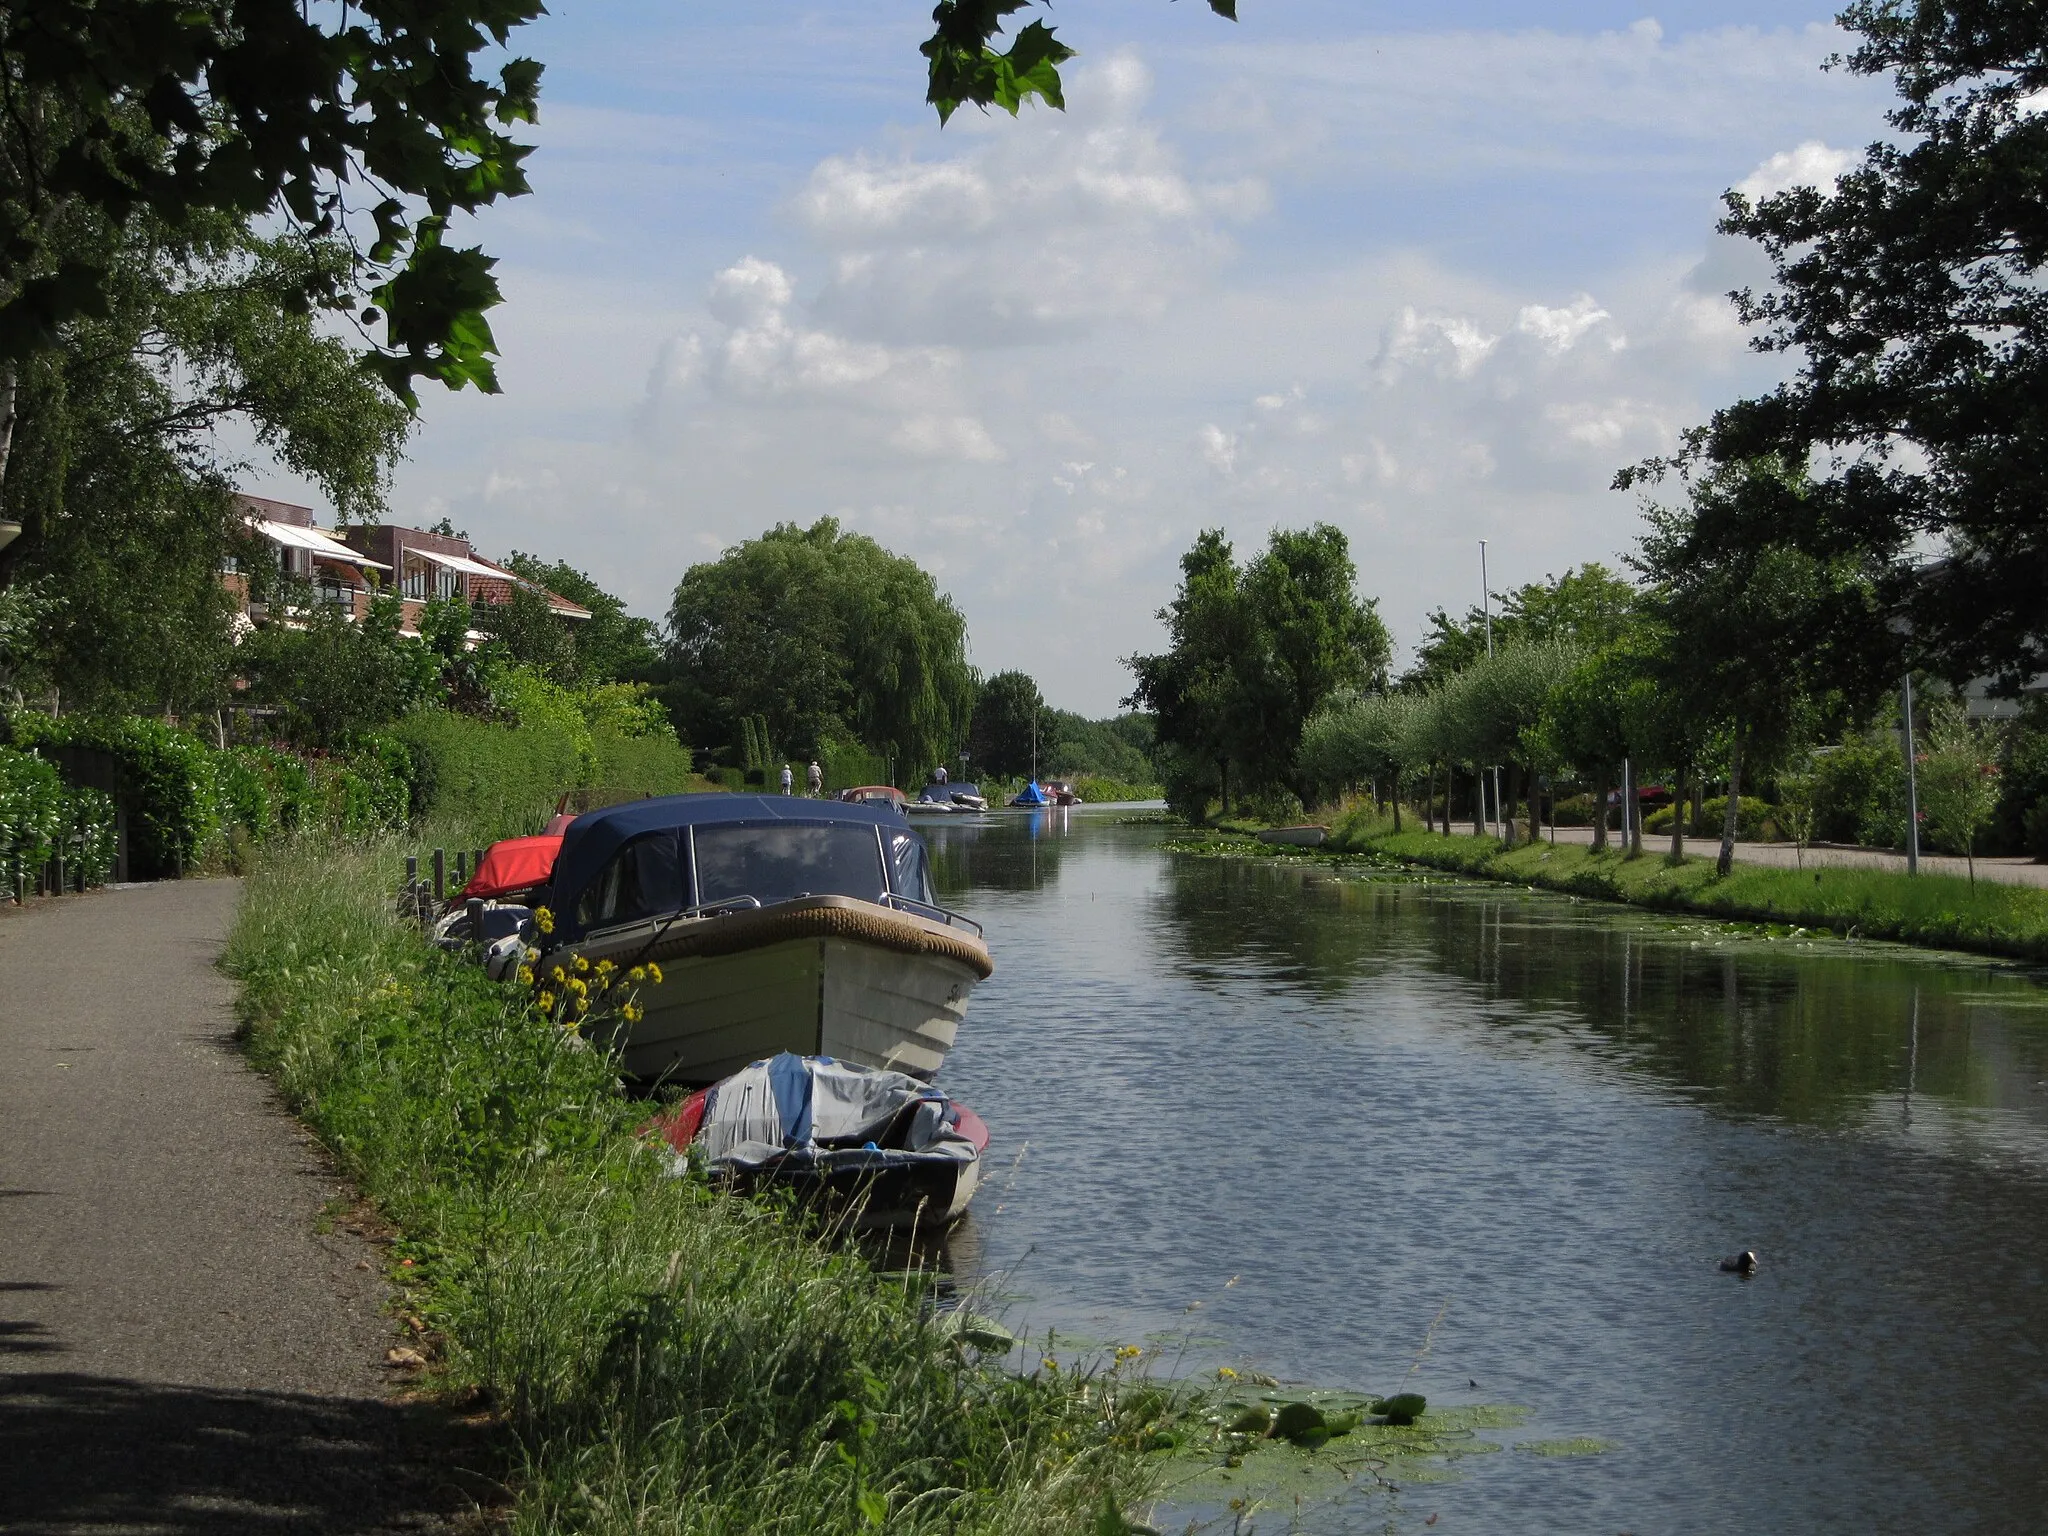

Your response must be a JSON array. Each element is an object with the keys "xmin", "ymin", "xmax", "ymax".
[{"xmin": 1480, "ymin": 539, "xmax": 1500, "ymax": 837}]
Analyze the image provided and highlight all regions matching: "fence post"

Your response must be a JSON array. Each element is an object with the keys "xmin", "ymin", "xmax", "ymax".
[
  {"xmin": 466, "ymin": 897, "xmax": 484, "ymax": 949},
  {"xmin": 453, "ymin": 850, "xmax": 466, "ymax": 887},
  {"xmin": 474, "ymin": 849, "xmax": 484, "ymax": 878},
  {"xmin": 432, "ymin": 848, "xmax": 445, "ymax": 902},
  {"xmin": 406, "ymin": 854, "xmax": 418, "ymax": 890}
]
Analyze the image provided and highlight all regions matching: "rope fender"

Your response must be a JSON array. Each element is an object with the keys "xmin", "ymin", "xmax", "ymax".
[{"xmin": 610, "ymin": 897, "xmax": 995, "ymax": 979}]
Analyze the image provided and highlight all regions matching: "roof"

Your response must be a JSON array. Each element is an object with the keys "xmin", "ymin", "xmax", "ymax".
[
  {"xmin": 250, "ymin": 518, "xmax": 392, "ymax": 569},
  {"xmin": 548, "ymin": 793, "xmax": 909, "ymax": 939}
]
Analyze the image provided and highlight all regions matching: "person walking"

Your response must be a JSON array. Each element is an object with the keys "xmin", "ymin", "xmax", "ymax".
[
  {"xmin": 807, "ymin": 760, "xmax": 823, "ymax": 797},
  {"xmin": 780, "ymin": 763, "xmax": 793, "ymax": 796}
]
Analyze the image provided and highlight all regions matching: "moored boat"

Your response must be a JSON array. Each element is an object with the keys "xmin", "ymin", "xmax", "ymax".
[
  {"xmin": 539, "ymin": 795, "xmax": 991, "ymax": 1086},
  {"xmin": 650, "ymin": 1052, "xmax": 987, "ymax": 1231},
  {"xmin": 1256, "ymin": 824, "xmax": 1328, "ymax": 847}
]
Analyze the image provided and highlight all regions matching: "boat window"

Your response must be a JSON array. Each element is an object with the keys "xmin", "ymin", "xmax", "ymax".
[
  {"xmin": 691, "ymin": 822, "xmax": 887, "ymax": 906},
  {"xmin": 884, "ymin": 829, "xmax": 935, "ymax": 906},
  {"xmin": 576, "ymin": 831, "xmax": 684, "ymax": 931}
]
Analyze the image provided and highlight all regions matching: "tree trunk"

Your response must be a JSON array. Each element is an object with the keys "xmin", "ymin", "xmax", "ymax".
[
  {"xmin": 1623, "ymin": 758, "xmax": 1641, "ymax": 857},
  {"xmin": 1503, "ymin": 765, "xmax": 1520, "ymax": 846},
  {"xmin": 1391, "ymin": 777, "xmax": 1402, "ymax": 833},
  {"xmin": 1219, "ymin": 758, "xmax": 1230, "ymax": 818},
  {"xmin": 1717, "ymin": 724, "xmax": 1745, "ymax": 877},
  {"xmin": 1442, "ymin": 762, "xmax": 1453, "ymax": 836},
  {"xmin": 0, "ymin": 361, "xmax": 16, "ymax": 494},
  {"xmin": 1669, "ymin": 764, "xmax": 1688, "ymax": 863},
  {"xmin": 1471, "ymin": 766, "xmax": 1485, "ymax": 838},
  {"xmin": 1592, "ymin": 767, "xmax": 1610, "ymax": 853}
]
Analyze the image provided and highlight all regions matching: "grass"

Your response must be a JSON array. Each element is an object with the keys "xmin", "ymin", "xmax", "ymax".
[
  {"xmin": 1320, "ymin": 811, "xmax": 2048, "ymax": 963},
  {"xmin": 222, "ymin": 833, "xmax": 1169, "ymax": 1535}
]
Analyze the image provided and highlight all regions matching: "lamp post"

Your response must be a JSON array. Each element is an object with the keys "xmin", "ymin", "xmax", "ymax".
[
  {"xmin": 1901, "ymin": 673, "xmax": 1921, "ymax": 875},
  {"xmin": 1480, "ymin": 539, "xmax": 1500, "ymax": 838}
]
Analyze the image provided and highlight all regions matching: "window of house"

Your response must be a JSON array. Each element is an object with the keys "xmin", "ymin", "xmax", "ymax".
[{"xmin": 690, "ymin": 823, "xmax": 887, "ymax": 908}]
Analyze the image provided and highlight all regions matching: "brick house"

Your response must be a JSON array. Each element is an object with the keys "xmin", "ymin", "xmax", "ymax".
[{"xmin": 229, "ymin": 495, "xmax": 591, "ymax": 636}]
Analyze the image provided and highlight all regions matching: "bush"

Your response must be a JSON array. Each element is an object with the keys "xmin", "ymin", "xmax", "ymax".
[
  {"xmin": 0, "ymin": 748, "xmax": 119, "ymax": 890},
  {"xmin": 1551, "ymin": 792, "xmax": 1596, "ymax": 827},
  {"xmin": 1644, "ymin": 795, "xmax": 1776, "ymax": 840},
  {"xmin": 392, "ymin": 709, "xmax": 586, "ymax": 841},
  {"xmin": 1809, "ymin": 732, "xmax": 1905, "ymax": 848},
  {"xmin": 4, "ymin": 712, "xmax": 222, "ymax": 877},
  {"xmin": 1069, "ymin": 775, "xmax": 1163, "ymax": 803},
  {"xmin": 589, "ymin": 731, "xmax": 695, "ymax": 802},
  {"xmin": 1993, "ymin": 703, "xmax": 2048, "ymax": 858}
]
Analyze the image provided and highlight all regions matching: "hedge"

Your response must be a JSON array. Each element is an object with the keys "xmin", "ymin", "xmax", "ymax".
[
  {"xmin": 4, "ymin": 713, "xmax": 222, "ymax": 878},
  {"xmin": 590, "ymin": 730, "xmax": 695, "ymax": 803},
  {"xmin": 0, "ymin": 747, "xmax": 118, "ymax": 891},
  {"xmin": 392, "ymin": 708, "xmax": 587, "ymax": 839}
]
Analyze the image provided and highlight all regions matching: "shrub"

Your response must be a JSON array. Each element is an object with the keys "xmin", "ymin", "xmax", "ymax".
[
  {"xmin": 1993, "ymin": 703, "xmax": 2048, "ymax": 858},
  {"xmin": 1809, "ymin": 732, "xmax": 1906, "ymax": 848},
  {"xmin": 0, "ymin": 749, "xmax": 119, "ymax": 890},
  {"xmin": 1069, "ymin": 775, "xmax": 1163, "ymax": 803},
  {"xmin": 1550, "ymin": 792, "xmax": 1596, "ymax": 827},
  {"xmin": 392, "ymin": 708, "xmax": 586, "ymax": 841},
  {"xmin": 4, "ymin": 712, "xmax": 222, "ymax": 877},
  {"xmin": 1644, "ymin": 795, "xmax": 1776, "ymax": 840},
  {"xmin": 589, "ymin": 731, "xmax": 695, "ymax": 802}
]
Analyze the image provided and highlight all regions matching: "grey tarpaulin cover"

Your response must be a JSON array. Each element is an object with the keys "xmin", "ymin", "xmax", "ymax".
[{"xmin": 696, "ymin": 1052, "xmax": 974, "ymax": 1172}]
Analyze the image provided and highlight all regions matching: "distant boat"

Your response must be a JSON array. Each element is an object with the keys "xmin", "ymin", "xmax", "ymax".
[
  {"xmin": 538, "ymin": 795, "xmax": 992, "ymax": 1085},
  {"xmin": 1008, "ymin": 780, "xmax": 1049, "ymax": 807},
  {"xmin": 838, "ymin": 785, "xmax": 907, "ymax": 810},
  {"xmin": 649, "ymin": 1052, "xmax": 987, "ymax": 1231},
  {"xmin": 1256, "ymin": 825, "xmax": 1328, "ymax": 847},
  {"xmin": 912, "ymin": 781, "xmax": 985, "ymax": 812}
]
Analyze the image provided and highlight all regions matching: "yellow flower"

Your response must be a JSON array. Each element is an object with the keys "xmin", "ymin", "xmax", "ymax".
[
  {"xmin": 621, "ymin": 1002, "xmax": 643, "ymax": 1024},
  {"xmin": 533, "ymin": 906, "xmax": 555, "ymax": 934},
  {"xmin": 628, "ymin": 966, "xmax": 646, "ymax": 983},
  {"xmin": 574, "ymin": 994, "xmax": 589, "ymax": 1013},
  {"xmin": 517, "ymin": 965, "xmax": 535, "ymax": 986},
  {"xmin": 1216, "ymin": 1366, "xmax": 1238, "ymax": 1381},
  {"xmin": 1115, "ymin": 1344, "xmax": 1142, "ymax": 1362},
  {"xmin": 595, "ymin": 958, "xmax": 615, "ymax": 976},
  {"xmin": 537, "ymin": 991, "xmax": 556, "ymax": 1011},
  {"xmin": 645, "ymin": 963, "xmax": 663, "ymax": 985},
  {"xmin": 574, "ymin": 955, "xmax": 590, "ymax": 973},
  {"xmin": 568, "ymin": 977, "xmax": 587, "ymax": 996}
]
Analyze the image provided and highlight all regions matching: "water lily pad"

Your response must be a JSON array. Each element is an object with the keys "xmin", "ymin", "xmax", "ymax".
[
  {"xmin": 1377, "ymin": 1392, "xmax": 1427, "ymax": 1425},
  {"xmin": 1516, "ymin": 1436, "xmax": 1617, "ymax": 1457}
]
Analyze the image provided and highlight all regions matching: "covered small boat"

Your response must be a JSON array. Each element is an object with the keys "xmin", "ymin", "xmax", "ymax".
[
  {"xmin": 1256, "ymin": 825, "xmax": 1328, "ymax": 847},
  {"xmin": 651, "ymin": 1052, "xmax": 987, "ymax": 1231},
  {"xmin": 1008, "ymin": 780, "xmax": 1049, "ymax": 807},
  {"xmin": 540, "ymin": 795, "xmax": 992, "ymax": 1086},
  {"xmin": 839, "ymin": 785, "xmax": 907, "ymax": 810}
]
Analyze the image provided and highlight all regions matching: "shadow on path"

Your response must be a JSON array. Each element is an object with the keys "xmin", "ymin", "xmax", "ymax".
[{"xmin": 0, "ymin": 1372, "xmax": 503, "ymax": 1534}]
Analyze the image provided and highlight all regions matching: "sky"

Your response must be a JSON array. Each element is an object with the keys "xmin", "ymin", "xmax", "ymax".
[{"xmin": 241, "ymin": 1, "xmax": 1897, "ymax": 716}]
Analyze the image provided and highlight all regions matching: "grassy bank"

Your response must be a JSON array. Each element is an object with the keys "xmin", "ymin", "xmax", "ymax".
[
  {"xmin": 223, "ymin": 835, "xmax": 1164, "ymax": 1535},
  {"xmin": 1324, "ymin": 811, "xmax": 2048, "ymax": 962}
]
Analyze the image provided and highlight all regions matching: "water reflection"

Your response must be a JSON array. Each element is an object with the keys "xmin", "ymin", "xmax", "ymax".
[{"xmin": 932, "ymin": 815, "xmax": 2048, "ymax": 1533}]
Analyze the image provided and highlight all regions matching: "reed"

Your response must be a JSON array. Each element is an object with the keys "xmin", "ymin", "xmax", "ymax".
[
  {"xmin": 1328, "ymin": 813, "xmax": 2048, "ymax": 962},
  {"xmin": 223, "ymin": 832, "xmax": 1165, "ymax": 1534}
]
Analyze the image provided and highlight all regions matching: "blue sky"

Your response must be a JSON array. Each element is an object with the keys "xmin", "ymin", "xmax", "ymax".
[{"xmin": 247, "ymin": 2, "xmax": 1896, "ymax": 714}]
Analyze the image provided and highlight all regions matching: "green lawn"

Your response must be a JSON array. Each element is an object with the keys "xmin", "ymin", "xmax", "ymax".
[{"xmin": 1324, "ymin": 812, "xmax": 2048, "ymax": 962}]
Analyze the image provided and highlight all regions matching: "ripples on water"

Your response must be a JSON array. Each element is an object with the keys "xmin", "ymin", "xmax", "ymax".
[{"xmin": 921, "ymin": 812, "xmax": 2048, "ymax": 1534}]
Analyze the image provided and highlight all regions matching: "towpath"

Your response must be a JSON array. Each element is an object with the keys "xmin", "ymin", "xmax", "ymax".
[
  {"xmin": 1461, "ymin": 822, "xmax": 2048, "ymax": 889},
  {"xmin": 0, "ymin": 881, "xmax": 482, "ymax": 1534}
]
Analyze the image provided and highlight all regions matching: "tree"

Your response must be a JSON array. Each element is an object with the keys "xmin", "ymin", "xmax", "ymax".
[
  {"xmin": 1620, "ymin": 0, "xmax": 2048, "ymax": 692},
  {"xmin": 969, "ymin": 670, "xmax": 1043, "ymax": 779},
  {"xmin": 1916, "ymin": 699, "xmax": 2001, "ymax": 883},
  {"xmin": 501, "ymin": 554, "xmax": 663, "ymax": 685},
  {"xmin": 0, "ymin": 0, "xmax": 546, "ymax": 439},
  {"xmin": 1127, "ymin": 524, "xmax": 1388, "ymax": 816},
  {"xmin": 236, "ymin": 589, "xmax": 438, "ymax": 747},
  {"xmin": 1401, "ymin": 563, "xmax": 1635, "ymax": 692},
  {"xmin": 471, "ymin": 581, "xmax": 576, "ymax": 685},
  {"xmin": 665, "ymin": 519, "xmax": 975, "ymax": 781},
  {"xmin": 922, "ymin": 1, "xmax": 1236, "ymax": 123},
  {"xmin": 0, "ymin": 214, "xmax": 411, "ymax": 714}
]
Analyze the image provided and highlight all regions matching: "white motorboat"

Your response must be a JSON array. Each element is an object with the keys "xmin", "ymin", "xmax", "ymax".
[{"xmin": 539, "ymin": 795, "xmax": 991, "ymax": 1086}]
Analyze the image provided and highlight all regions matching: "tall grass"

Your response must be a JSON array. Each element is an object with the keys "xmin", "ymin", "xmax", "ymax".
[
  {"xmin": 224, "ymin": 834, "xmax": 1164, "ymax": 1534},
  {"xmin": 1329, "ymin": 814, "xmax": 2048, "ymax": 961}
]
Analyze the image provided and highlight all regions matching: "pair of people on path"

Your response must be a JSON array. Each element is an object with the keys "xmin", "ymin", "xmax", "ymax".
[{"xmin": 778, "ymin": 762, "xmax": 825, "ymax": 796}]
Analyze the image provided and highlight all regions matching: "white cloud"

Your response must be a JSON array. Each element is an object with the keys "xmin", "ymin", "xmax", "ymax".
[
  {"xmin": 1377, "ymin": 308, "xmax": 1499, "ymax": 381},
  {"xmin": 1736, "ymin": 140, "xmax": 1857, "ymax": 201},
  {"xmin": 889, "ymin": 414, "xmax": 1004, "ymax": 463},
  {"xmin": 1515, "ymin": 296, "xmax": 1621, "ymax": 354}
]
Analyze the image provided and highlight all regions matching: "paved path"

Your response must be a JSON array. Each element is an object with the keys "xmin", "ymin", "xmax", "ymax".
[
  {"xmin": 1449, "ymin": 821, "xmax": 2048, "ymax": 889},
  {"xmin": 0, "ymin": 882, "xmax": 483, "ymax": 1534}
]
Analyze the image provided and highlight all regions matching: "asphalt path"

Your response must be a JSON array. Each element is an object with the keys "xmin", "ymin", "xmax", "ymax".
[
  {"xmin": 1516, "ymin": 822, "xmax": 2048, "ymax": 888},
  {"xmin": 0, "ymin": 881, "xmax": 484, "ymax": 1534}
]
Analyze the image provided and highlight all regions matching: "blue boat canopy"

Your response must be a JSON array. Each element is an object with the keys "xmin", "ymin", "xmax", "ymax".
[
  {"xmin": 546, "ymin": 794, "xmax": 914, "ymax": 939},
  {"xmin": 1009, "ymin": 780, "xmax": 1048, "ymax": 806}
]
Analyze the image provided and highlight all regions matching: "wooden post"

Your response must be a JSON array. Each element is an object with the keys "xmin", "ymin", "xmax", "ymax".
[
  {"xmin": 432, "ymin": 847, "xmax": 445, "ymax": 901},
  {"xmin": 453, "ymin": 850, "xmax": 466, "ymax": 887},
  {"xmin": 406, "ymin": 854, "xmax": 418, "ymax": 888},
  {"xmin": 466, "ymin": 897, "xmax": 484, "ymax": 948}
]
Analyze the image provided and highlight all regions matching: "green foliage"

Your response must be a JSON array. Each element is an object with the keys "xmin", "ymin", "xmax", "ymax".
[
  {"xmin": 4, "ymin": 711, "xmax": 220, "ymax": 877},
  {"xmin": 0, "ymin": 215, "xmax": 413, "ymax": 713},
  {"xmin": 1915, "ymin": 702, "xmax": 2001, "ymax": 871},
  {"xmin": 589, "ymin": 733, "xmax": 696, "ymax": 804},
  {"xmin": 1128, "ymin": 525, "xmax": 1390, "ymax": 810},
  {"xmin": 0, "ymin": 0, "xmax": 544, "ymax": 396},
  {"xmin": 1992, "ymin": 702, "xmax": 2048, "ymax": 859},
  {"xmin": 1810, "ymin": 732, "xmax": 1907, "ymax": 848},
  {"xmin": 472, "ymin": 581, "xmax": 576, "ymax": 684},
  {"xmin": 1644, "ymin": 796, "xmax": 1776, "ymax": 840},
  {"xmin": 667, "ymin": 518, "xmax": 975, "ymax": 780},
  {"xmin": 575, "ymin": 683, "xmax": 676, "ymax": 742},
  {"xmin": 969, "ymin": 671, "xmax": 1044, "ymax": 779},
  {"xmin": 222, "ymin": 836, "xmax": 1166, "ymax": 1534},
  {"xmin": 0, "ymin": 746, "xmax": 66, "ymax": 882},
  {"xmin": 820, "ymin": 736, "xmax": 890, "ymax": 793},
  {"xmin": 237, "ymin": 591, "xmax": 440, "ymax": 747},
  {"xmin": 1043, "ymin": 711, "xmax": 1156, "ymax": 784},
  {"xmin": 392, "ymin": 708, "xmax": 586, "ymax": 842},
  {"xmin": 501, "ymin": 554, "xmax": 666, "ymax": 686},
  {"xmin": 1067, "ymin": 775, "xmax": 1161, "ymax": 803},
  {"xmin": 1403, "ymin": 563, "xmax": 1636, "ymax": 693}
]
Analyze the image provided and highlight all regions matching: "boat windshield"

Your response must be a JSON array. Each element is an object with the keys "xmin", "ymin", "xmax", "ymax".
[
  {"xmin": 884, "ymin": 829, "xmax": 935, "ymax": 906},
  {"xmin": 692, "ymin": 822, "xmax": 887, "ymax": 907},
  {"xmin": 576, "ymin": 831, "xmax": 683, "ymax": 931}
]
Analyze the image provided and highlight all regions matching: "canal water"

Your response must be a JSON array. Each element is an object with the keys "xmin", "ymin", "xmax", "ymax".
[{"xmin": 921, "ymin": 809, "xmax": 2048, "ymax": 1534}]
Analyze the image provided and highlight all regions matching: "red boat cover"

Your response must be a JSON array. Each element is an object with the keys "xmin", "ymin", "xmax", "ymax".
[{"xmin": 461, "ymin": 835, "xmax": 562, "ymax": 900}]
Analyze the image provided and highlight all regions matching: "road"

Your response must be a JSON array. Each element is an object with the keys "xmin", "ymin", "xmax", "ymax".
[{"xmin": 0, "ymin": 881, "xmax": 483, "ymax": 1534}]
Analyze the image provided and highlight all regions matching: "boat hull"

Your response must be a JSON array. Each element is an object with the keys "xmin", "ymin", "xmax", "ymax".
[
  {"xmin": 1256, "ymin": 825, "xmax": 1328, "ymax": 847},
  {"xmin": 567, "ymin": 898, "xmax": 989, "ymax": 1086}
]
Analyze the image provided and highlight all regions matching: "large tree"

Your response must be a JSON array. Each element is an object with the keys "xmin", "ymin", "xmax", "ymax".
[
  {"xmin": 968, "ymin": 669, "xmax": 1043, "ymax": 780},
  {"xmin": 665, "ymin": 518, "xmax": 975, "ymax": 781},
  {"xmin": 1127, "ymin": 523, "xmax": 1388, "ymax": 813},
  {"xmin": 1621, "ymin": 0, "xmax": 2048, "ymax": 692},
  {"xmin": 0, "ymin": 213, "xmax": 410, "ymax": 714},
  {"xmin": 500, "ymin": 553, "xmax": 664, "ymax": 685}
]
